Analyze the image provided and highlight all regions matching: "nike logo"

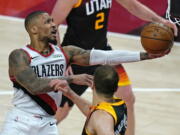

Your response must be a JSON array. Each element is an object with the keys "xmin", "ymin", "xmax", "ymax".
[
  {"xmin": 31, "ymin": 56, "xmax": 39, "ymax": 59},
  {"xmin": 49, "ymin": 122, "xmax": 56, "ymax": 126}
]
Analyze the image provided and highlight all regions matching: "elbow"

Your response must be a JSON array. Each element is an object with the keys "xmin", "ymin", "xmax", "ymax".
[
  {"xmin": 30, "ymin": 90, "xmax": 39, "ymax": 95},
  {"xmin": 15, "ymin": 82, "xmax": 40, "ymax": 95},
  {"xmin": 24, "ymin": 80, "xmax": 48, "ymax": 95},
  {"xmin": 26, "ymin": 87, "xmax": 39, "ymax": 95},
  {"xmin": 25, "ymin": 85, "xmax": 41, "ymax": 95}
]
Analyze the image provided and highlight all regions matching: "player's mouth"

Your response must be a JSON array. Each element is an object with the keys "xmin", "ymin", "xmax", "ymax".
[{"xmin": 51, "ymin": 30, "xmax": 57, "ymax": 37}]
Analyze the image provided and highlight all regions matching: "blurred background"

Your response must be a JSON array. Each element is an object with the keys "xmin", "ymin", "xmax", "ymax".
[{"xmin": 1, "ymin": 0, "xmax": 179, "ymax": 41}]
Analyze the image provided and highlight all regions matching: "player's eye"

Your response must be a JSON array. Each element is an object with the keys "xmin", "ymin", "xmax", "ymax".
[{"xmin": 45, "ymin": 19, "xmax": 51, "ymax": 24}]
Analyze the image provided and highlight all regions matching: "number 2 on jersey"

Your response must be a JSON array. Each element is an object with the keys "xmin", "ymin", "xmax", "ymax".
[{"xmin": 95, "ymin": 12, "xmax": 104, "ymax": 30}]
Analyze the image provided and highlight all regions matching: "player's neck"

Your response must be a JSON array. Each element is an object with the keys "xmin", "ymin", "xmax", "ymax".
[
  {"xmin": 92, "ymin": 93, "xmax": 114, "ymax": 105},
  {"xmin": 30, "ymin": 39, "xmax": 50, "ymax": 54}
]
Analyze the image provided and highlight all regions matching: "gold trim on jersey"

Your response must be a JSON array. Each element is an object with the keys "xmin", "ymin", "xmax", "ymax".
[
  {"xmin": 95, "ymin": 98, "xmax": 125, "ymax": 124},
  {"xmin": 118, "ymin": 81, "xmax": 131, "ymax": 86},
  {"xmin": 73, "ymin": 0, "xmax": 82, "ymax": 8}
]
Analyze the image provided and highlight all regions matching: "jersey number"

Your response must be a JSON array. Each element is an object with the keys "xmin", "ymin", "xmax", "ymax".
[{"xmin": 95, "ymin": 12, "xmax": 104, "ymax": 30}]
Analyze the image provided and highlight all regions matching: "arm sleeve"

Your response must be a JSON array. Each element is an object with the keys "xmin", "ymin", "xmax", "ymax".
[{"xmin": 89, "ymin": 49, "xmax": 141, "ymax": 65}]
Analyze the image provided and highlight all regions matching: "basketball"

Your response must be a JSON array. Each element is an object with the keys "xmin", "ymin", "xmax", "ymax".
[{"xmin": 140, "ymin": 22, "xmax": 174, "ymax": 54}]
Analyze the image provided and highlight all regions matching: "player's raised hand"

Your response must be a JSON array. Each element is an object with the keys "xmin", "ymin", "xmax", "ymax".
[
  {"xmin": 140, "ymin": 48, "xmax": 170, "ymax": 60},
  {"xmin": 162, "ymin": 19, "xmax": 178, "ymax": 36},
  {"xmin": 147, "ymin": 49, "xmax": 171, "ymax": 59}
]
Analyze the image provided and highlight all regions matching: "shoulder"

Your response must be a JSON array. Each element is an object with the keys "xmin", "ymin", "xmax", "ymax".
[
  {"xmin": 9, "ymin": 49, "xmax": 30, "ymax": 64},
  {"xmin": 88, "ymin": 110, "xmax": 114, "ymax": 135},
  {"xmin": 91, "ymin": 109, "xmax": 114, "ymax": 127},
  {"xmin": 9, "ymin": 49, "xmax": 27, "ymax": 57},
  {"xmin": 9, "ymin": 49, "xmax": 22, "ymax": 59}
]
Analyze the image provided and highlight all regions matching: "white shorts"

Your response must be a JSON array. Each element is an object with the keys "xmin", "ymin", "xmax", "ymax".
[{"xmin": 0, "ymin": 108, "xmax": 58, "ymax": 135}]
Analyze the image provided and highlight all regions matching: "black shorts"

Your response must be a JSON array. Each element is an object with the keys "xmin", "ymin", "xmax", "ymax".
[{"xmin": 60, "ymin": 44, "xmax": 112, "ymax": 107}]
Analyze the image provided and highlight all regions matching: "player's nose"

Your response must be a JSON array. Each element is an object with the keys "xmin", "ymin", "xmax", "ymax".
[{"xmin": 51, "ymin": 21, "xmax": 57, "ymax": 28}]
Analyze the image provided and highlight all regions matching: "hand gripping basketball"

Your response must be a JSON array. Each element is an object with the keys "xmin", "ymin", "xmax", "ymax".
[{"xmin": 140, "ymin": 22, "xmax": 174, "ymax": 54}]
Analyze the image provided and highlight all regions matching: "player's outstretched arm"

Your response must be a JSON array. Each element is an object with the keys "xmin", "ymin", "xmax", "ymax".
[
  {"xmin": 63, "ymin": 45, "xmax": 91, "ymax": 65},
  {"xmin": 59, "ymin": 85, "xmax": 92, "ymax": 116},
  {"xmin": 116, "ymin": 0, "xmax": 177, "ymax": 36},
  {"xmin": 68, "ymin": 74, "xmax": 93, "ymax": 87},
  {"xmin": 51, "ymin": 0, "xmax": 77, "ymax": 26},
  {"xmin": 51, "ymin": 0, "xmax": 78, "ymax": 44},
  {"xmin": 9, "ymin": 49, "xmax": 72, "ymax": 95},
  {"xmin": 63, "ymin": 45, "xmax": 167, "ymax": 66}
]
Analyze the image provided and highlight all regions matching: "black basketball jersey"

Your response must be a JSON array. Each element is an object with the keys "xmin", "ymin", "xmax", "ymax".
[
  {"xmin": 166, "ymin": 0, "xmax": 180, "ymax": 26},
  {"xmin": 169, "ymin": 0, "xmax": 180, "ymax": 17},
  {"xmin": 82, "ymin": 98, "xmax": 127, "ymax": 135},
  {"xmin": 62, "ymin": 0, "xmax": 112, "ymax": 49}
]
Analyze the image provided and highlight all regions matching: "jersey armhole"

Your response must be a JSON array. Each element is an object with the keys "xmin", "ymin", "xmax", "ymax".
[
  {"xmin": 9, "ymin": 75, "xmax": 16, "ymax": 82},
  {"xmin": 59, "ymin": 46, "xmax": 70, "ymax": 67},
  {"xmin": 20, "ymin": 48, "xmax": 31, "ymax": 63}
]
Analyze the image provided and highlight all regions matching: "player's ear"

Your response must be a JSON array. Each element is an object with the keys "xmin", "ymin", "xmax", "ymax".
[{"xmin": 30, "ymin": 25, "xmax": 38, "ymax": 34}]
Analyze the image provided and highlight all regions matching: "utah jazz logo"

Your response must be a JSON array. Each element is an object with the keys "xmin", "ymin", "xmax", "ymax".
[{"xmin": 85, "ymin": 0, "xmax": 112, "ymax": 15}]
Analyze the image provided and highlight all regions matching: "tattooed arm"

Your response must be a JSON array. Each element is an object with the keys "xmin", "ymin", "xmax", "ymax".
[
  {"xmin": 9, "ymin": 49, "xmax": 71, "ymax": 95},
  {"xmin": 62, "ymin": 46, "xmax": 91, "ymax": 65},
  {"xmin": 62, "ymin": 46, "xmax": 167, "ymax": 66}
]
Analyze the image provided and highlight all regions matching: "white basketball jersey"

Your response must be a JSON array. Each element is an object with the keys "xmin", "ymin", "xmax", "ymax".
[{"xmin": 11, "ymin": 44, "xmax": 68, "ymax": 116}]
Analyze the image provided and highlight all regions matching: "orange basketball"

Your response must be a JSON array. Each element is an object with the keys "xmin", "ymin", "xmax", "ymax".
[{"xmin": 140, "ymin": 22, "xmax": 174, "ymax": 54}]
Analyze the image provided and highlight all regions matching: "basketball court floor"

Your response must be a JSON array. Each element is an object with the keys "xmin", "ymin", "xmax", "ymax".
[{"xmin": 0, "ymin": 16, "xmax": 180, "ymax": 135}]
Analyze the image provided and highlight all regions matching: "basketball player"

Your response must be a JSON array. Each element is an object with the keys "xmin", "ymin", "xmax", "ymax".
[
  {"xmin": 0, "ymin": 11, "xmax": 167, "ymax": 135},
  {"xmin": 59, "ymin": 65, "xmax": 127, "ymax": 135},
  {"xmin": 0, "ymin": 11, "xmax": 93, "ymax": 135},
  {"xmin": 51, "ymin": 0, "xmax": 177, "ymax": 135},
  {"xmin": 166, "ymin": 0, "xmax": 180, "ymax": 41}
]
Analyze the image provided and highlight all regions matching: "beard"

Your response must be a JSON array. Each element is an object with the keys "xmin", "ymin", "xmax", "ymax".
[{"xmin": 48, "ymin": 38, "xmax": 57, "ymax": 45}]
